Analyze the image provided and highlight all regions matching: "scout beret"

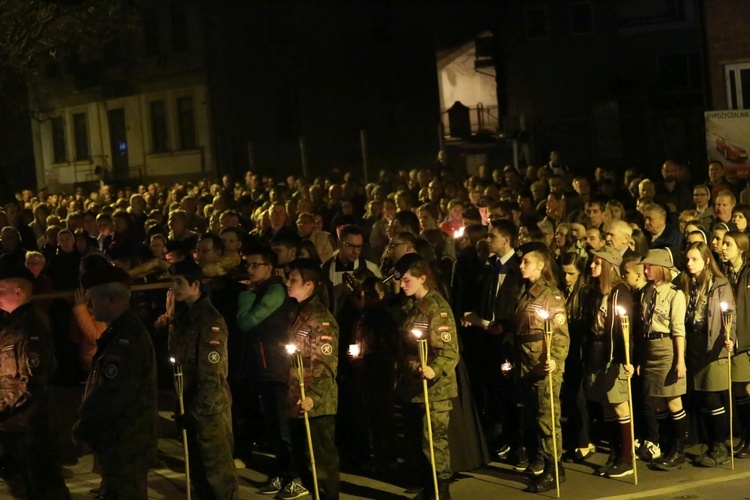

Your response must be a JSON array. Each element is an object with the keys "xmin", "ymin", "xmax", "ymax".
[
  {"xmin": 393, "ymin": 253, "xmax": 424, "ymax": 280},
  {"xmin": 640, "ymin": 248, "xmax": 676, "ymax": 271},
  {"xmin": 80, "ymin": 265, "xmax": 131, "ymax": 290},
  {"xmin": 0, "ymin": 264, "xmax": 35, "ymax": 284},
  {"xmin": 516, "ymin": 241, "xmax": 548, "ymax": 258},
  {"xmin": 168, "ymin": 260, "xmax": 203, "ymax": 283},
  {"xmin": 593, "ymin": 246, "xmax": 622, "ymax": 268}
]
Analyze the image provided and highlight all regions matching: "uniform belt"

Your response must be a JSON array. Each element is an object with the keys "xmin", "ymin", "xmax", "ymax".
[
  {"xmin": 646, "ymin": 332, "xmax": 669, "ymax": 340},
  {"xmin": 515, "ymin": 332, "xmax": 545, "ymax": 343}
]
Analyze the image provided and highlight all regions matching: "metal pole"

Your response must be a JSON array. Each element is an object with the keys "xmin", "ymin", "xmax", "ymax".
[
  {"xmin": 171, "ymin": 359, "xmax": 191, "ymax": 500},
  {"xmin": 418, "ymin": 337, "xmax": 439, "ymax": 499},
  {"xmin": 299, "ymin": 136, "xmax": 309, "ymax": 178},
  {"xmin": 360, "ymin": 129, "xmax": 368, "ymax": 184}
]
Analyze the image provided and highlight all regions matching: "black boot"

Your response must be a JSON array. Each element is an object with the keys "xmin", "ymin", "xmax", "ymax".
[
  {"xmin": 437, "ymin": 479, "xmax": 451, "ymax": 500},
  {"xmin": 697, "ymin": 442, "xmax": 730, "ymax": 467},
  {"xmin": 652, "ymin": 439, "xmax": 685, "ymax": 471},
  {"xmin": 526, "ymin": 461, "xmax": 566, "ymax": 493},
  {"xmin": 736, "ymin": 430, "xmax": 750, "ymax": 458}
]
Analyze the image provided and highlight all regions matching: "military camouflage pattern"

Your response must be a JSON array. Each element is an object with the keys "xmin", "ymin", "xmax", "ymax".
[
  {"xmin": 516, "ymin": 279, "xmax": 570, "ymax": 462},
  {"xmin": 74, "ymin": 308, "xmax": 158, "ymax": 494},
  {"xmin": 172, "ymin": 294, "xmax": 237, "ymax": 499},
  {"xmin": 287, "ymin": 296, "xmax": 339, "ymax": 418},
  {"xmin": 426, "ymin": 399, "xmax": 453, "ymax": 480},
  {"xmin": 400, "ymin": 288, "xmax": 459, "ymax": 403}
]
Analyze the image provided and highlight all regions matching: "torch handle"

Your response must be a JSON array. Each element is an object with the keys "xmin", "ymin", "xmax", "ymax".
[{"xmin": 418, "ymin": 339, "xmax": 439, "ymax": 500}]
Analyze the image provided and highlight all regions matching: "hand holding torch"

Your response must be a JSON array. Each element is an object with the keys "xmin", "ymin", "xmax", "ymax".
[
  {"xmin": 616, "ymin": 306, "xmax": 638, "ymax": 484},
  {"xmin": 413, "ymin": 329, "xmax": 439, "ymax": 500},
  {"xmin": 721, "ymin": 302, "xmax": 735, "ymax": 470},
  {"xmin": 536, "ymin": 311, "xmax": 560, "ymax": 498},
  {"xmin": 171, "ymin": 357, "xmax": 191, "ymax": 500}
]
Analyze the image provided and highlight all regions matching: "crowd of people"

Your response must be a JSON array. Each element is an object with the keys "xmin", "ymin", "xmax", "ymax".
[{"xmin": 1, "ymin": 152, "xmax": 750, "ymax": 499}]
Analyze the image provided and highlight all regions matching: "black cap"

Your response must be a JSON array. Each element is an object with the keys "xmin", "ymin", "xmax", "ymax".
[
  {"xmin": 0, "ymin": 264, "xmax": 35, "ymax": 283},
  {"xmin": 461, "ymin": 206, "xmax": 480, "ymax": 221},
  {"xmin": 80, "ymin": 266, "xmax": 131, "ymax": 290},
  {"xmin": 393, "ymin": 253, "xmax": 423, "ymax": 280},
  {"xmin": 168, "ymin": 260, "xmax": 203, "ymax": 283},
  {"xmin": 516, "ymin": 241, "xmax": 549, "ymax": 258}
]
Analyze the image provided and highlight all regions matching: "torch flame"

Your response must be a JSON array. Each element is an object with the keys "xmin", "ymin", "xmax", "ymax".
[
  {"xmin": 536, "ymin": 310, "xmax": 550, "ymax": 320},
  {"xmin": 285, "ymin": 344, "xmax": 297, "ymax": 355},
  {"xmin": 169, "ymin": 357, "xmax": 176, "ymax": 364},
  {"xmin": 349, "ymin": 344, "xmax": 360, "ymax": 357},
  {"xmin": 721, "ymin": 302, "xmax": 729, "ymax": 312},
  {"xmin": 453, "ymin": 226, "xmax": 465, "ymax": 239},
  {"xmin": 412, "ymin": 329, "xmax": 424, "ymax": 338},
  {"xmin": 616, "ymin": 306, "xmax": 627, "ymax": 316}
]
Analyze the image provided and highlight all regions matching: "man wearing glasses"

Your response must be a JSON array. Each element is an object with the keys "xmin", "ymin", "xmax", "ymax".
[{"xmin": 237, "ymin": 246, "xmax": 299, "ymax": 496}]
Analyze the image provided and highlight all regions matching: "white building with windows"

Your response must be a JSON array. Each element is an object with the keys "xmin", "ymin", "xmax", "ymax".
[{"xmin": 28, "ymin": 1, "xmax": 213, "ymax": 191}]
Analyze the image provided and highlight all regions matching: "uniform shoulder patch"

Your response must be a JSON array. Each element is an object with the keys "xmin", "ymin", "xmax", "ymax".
[
  {"xmin": 104, "ymin": 364, "xmax": 118, "ymax": 379},
  {"xmin": 555, "ymin": 313, "xmax": 566, "ymax": 325},
  {"xmin": 207, "ymin": 351, "xmax": 221, "ymax": 364},
  {"xmin": 554, "ymin": 294, "xmax": 563, "ymax": 302},
  {"xmin": 118, "ymin": 338, "xmax": 130, "ymax": 346},
  {"xmin": 438, "ymin": 325, "xmax": 451, "ymax": 332},
  {"xmin": 208, "ymin": 339, "xmax": 223, "ymax": 346},
  {"xmin": 439, "ymin": 311, "xmax": 448, "ymax": 319},
  {"xmin": 27, "ymin": 355, "xmax": 40, "ymax": 368},
  {"xmin": 320, "ymin": 343, "xmax": 333, "ymax": 355},
  {"xmin": 320, "ymin": 335, "xmax": 333, "ymax": 341},
  {"xmin": 211, "ymin": 326, "xmax": 220, "ymax": 333},
  {"xmin": 440, "ymin": 332, "xmax": 452, "ymax": 342},
  {"xmin": 321, "ymin": 321, "xmax": 330, "ymax": 329}
]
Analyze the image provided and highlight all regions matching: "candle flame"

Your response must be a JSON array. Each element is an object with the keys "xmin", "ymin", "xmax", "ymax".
[
  {"xmin": 536, "ymin": 310, "xmax": 550, "ymax": 320},
  {"xmin": 616, "ymin": 306, "xmax": 627, "ymax": 316},
  {"xmin": 721, "ymin": 302, "xmax": 729, "ymax": 312},
  {"xmin": 453, "ymin": 226, "xmax": 465, "ymax": 239},
  {"xmin": 169, "ymin": 357, "xmax": 176, "ymax": 364},
  {"xmin": 349, "ymin": 344, "xmax": 360, "ymax": 357},
  {"xmin": 412, "ymin": 329, "xmax": 424, "ymax": 338},
  {"xmin": 285, "ymin": 344, "xmax": 297, "ymax": 355}
]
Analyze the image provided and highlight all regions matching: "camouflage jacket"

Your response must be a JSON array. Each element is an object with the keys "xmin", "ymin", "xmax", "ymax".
[
  {"xmin": 515, "ymin": 278, "xmax": 570, "ymax": 380},
  {"xmin": 171, "ymin": 294, "xmax": 232, "ymax": 416},
  {"xmin": 0, "ymin": 302, "xmax": 55, "ymax": 432},
  {"xmin": 287, "ymin": 295, "xmax": 339, "ymax": 418},
  {"xmin": 399, "ymin": 288, "xmax": 459, "ymax": 403},
  {"xmin": 74, "ymin": 308, "xmax": 158, "ymax": 472}
]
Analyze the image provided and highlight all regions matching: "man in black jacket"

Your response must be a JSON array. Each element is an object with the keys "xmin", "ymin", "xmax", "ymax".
[{"xmin": 461, "ymin": 219, "xmax": 523, "ymax": 461}]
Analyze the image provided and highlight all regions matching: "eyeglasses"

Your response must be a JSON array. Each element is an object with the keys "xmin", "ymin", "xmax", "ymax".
[
  {"xmin": 388, "ymin": 242, "xmax": 407, "ymax": 249},
  {"xmin": 342, "ymin": 241, "xmax": 363, "ymax": 251}
]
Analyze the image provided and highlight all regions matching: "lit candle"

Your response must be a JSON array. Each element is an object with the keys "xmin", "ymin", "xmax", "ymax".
[
  {"xmin": 169, "ymin": 357, "xmax": 176, "ymax": 364},
  {"xmin": 412, "ymin": 329, "xmax": 424, "ymax": 339},
  {"xmin": 349, "ymin": 344, "xmax": 360, "ymax": 358},
  {"xmin": 453, "ymin": 226, "xmax": 465, "ymax": 239},
  {"xmin": 285, "ymin": 344, "xmax": 297, "ymax": 355},
  {"xmin": 536, "ymin": 309, "xmax": 552, "ymax": 334},
  {"xmin": 616, "ymin": 305, "xmax": 631, "ymax": 364}
]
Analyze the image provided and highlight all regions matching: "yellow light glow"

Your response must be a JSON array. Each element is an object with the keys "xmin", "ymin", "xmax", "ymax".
[{"xmin": 285, "ymin": 344, "xmax": 297, "ymax": 355}]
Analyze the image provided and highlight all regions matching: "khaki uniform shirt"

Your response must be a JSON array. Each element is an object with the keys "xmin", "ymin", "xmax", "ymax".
[
  {"xmin": 643, "ymin": 282, "xmax": 686, "ymax": 337},
  {"xmin": 515, "ymin": 278, "xmax": 570, "ymax": 379}
]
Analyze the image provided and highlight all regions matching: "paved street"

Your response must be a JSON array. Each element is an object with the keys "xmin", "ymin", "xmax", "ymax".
[
  {"xmin": 41, "ymin": 386, "xmax": 750, "ymax": 499},
  {"xmin": 60, "ymin": 413, "xmax": 750, "ymax": 499}
]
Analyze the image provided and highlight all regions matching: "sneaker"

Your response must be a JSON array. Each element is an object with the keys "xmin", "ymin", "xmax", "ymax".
[
  {"xmin": 523, "ymin": 457, "xmax": 545, "ymax": 477},
  {"xmin": 636, "ymin": 440, "xmax": 661, "ymax": 461},
  {"xmin": 604, "ymin": 459, "xmax": 634, "ymax": 478},
  {"xmin": 276, "ymin": 478, "xmax": 310, "ymax": 500},
  {"xmin": 563, "ymin": 444, "xmax": 596, "ymax": 463},
  {"xmin": 595, "ymin": 454, "xmax": 616, "ymax": 476},
  {"xmin": 259, "ymin": 477, "xmax": 283, "ymax": 495}
]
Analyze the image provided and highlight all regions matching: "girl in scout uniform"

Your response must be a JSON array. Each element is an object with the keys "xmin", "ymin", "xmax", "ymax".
[
  {"xmin": 681, "ymin": 242, "xmax": 735, "ymax": 466},
  {"xmin": 720, "ymin": 231, "xmax": 750, "ymax": 458},
  {"xmin": 398, "ymin": 256, "xmax": 459, "ymax": 500},
  {"xmin": 584, "ymin": 246, "xmax": 635, "ymax": 478},
  {"xmin": 284, "ymin": 258, "xmax": 340, "ymax": 500},
  {"xmin": 638, "ymin": 249, "xmax": 688, "ymax": 471},
  {"xmin": 515, "ymin": 242, "xmax": 569, "ymax": 494}
]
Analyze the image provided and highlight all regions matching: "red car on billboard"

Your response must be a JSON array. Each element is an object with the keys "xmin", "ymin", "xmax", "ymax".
[{"xmin": 716, "ymin": 134, "xmax": 748, "ymax": 162}]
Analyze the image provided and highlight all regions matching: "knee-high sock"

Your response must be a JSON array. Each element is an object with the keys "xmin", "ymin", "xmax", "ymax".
[
  {"xmin": 618, "ymin": 416, "xmax": 633, "ymax": 461},
  {"xmin": 656, "ymin": 411, "xmax": 669, "ymax": 449},
  {"xmin": 670, "ymin": 409, "xmax": 688, "ymax": 442},
  {"xmin": 604, "ymin": 415, "xmax": 619, "ymax": 459},
  {"xmin": 735, "ymin": 395, "xmax": 750, "ymax": 433}
]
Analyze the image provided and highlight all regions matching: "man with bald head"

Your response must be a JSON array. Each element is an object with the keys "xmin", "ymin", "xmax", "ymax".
[{"xmin": 655, "ymin": 160, "xmax": 691, "ymax": 213}]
